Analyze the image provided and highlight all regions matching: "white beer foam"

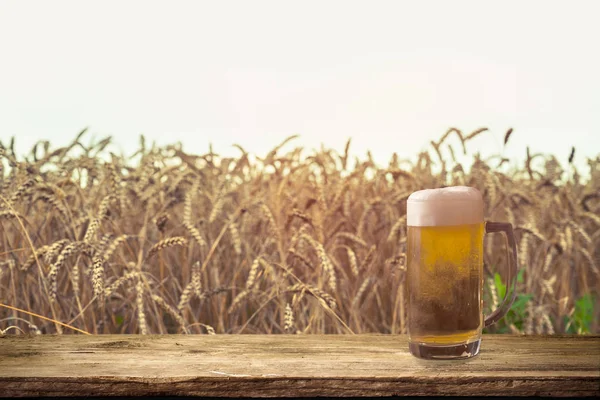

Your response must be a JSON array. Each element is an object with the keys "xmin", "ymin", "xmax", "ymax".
[{"xmin": 407, "ymin": 186, "xmax": 483, "ymax": 227}]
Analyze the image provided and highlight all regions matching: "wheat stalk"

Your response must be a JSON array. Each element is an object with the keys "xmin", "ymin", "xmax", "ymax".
[
  {"xmin": 152, "ymin": 294, "xmax": 189, "ymax": 334},
  {"xmin": 136, "ymin": 277, "xmax": 148, "ymax": 335},
  {"xmin": 146, "ymin": 237, "xmax": 187, "ymax": 259},
  {"xmin": 301, "ymin": 234, "xmax": 336, "ymax": 292},
  {"xmin": 346, "ymin": 247, "xmax": 359, "ymax": 277},
  {"xmin": 246, "ymin": 257, "xmax": 261, "ymax": 290},
  {"xmin": 284, "ymin": 303, "xmax": 295, "ymax": 333},
  {"xmin": 352, "ymin": 277, "xmax": 373, "ymax": 308},
  {"xmin": 91, "ymin": 255, "xmax": 105, "ymax": 301}
]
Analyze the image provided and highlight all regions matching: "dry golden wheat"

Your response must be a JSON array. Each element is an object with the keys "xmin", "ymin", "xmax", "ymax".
[
  {"xmin": 152, "ymin": 294, "xmax": 189, "ymax": 334},
  {"xmin": 146, "ymin": 237, "xmax": 187, "ymax": 259},
  {"xmin": 136, "ymin": 278, "xmax": 148, "ymax": 335},
  {"xmin": 1, "ymin": 127, "xmax": 597, "ymax": 335},
  {"xmin": 284, "ymin": 303, "xmax": 295, "ymax": 333}
]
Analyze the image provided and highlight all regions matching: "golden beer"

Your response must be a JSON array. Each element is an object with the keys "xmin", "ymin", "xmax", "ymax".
[
  {"xmin": 406, "ymin": 186, "xmax": 517, "ymax": 359},
  {"xmin": 407, "ymin": 223, "xmax": 484, "ymax": 345}
]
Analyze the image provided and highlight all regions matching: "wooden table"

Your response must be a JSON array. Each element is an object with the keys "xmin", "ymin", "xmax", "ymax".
[{"xmin": 0, "ymin": 335, "xmax": 598, "ymax": 398}]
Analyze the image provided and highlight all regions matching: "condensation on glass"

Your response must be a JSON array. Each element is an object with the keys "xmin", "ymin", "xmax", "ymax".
[{"xmin": 406, "ymin": 186, "xmax": 517, "ymax": 359}]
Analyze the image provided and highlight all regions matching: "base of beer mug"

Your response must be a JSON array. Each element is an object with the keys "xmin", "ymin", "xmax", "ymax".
[{"xmin": 408, "ymin": 338, "xmax": 481, "ymax": 360}]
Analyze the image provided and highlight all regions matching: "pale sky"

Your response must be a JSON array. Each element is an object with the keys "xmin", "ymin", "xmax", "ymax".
[{"xmin": 0, "ymin": 0, "xmax": 598, "ymax": 173}]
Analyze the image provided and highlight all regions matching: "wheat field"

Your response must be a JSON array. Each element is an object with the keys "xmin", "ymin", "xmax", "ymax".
[{"xmin": 0, "ymin": 128, "xmax": 598, "ymax": 335}]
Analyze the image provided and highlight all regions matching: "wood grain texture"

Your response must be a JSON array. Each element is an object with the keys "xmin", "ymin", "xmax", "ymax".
[{"xmin": 0, "ymin": 335, "xmax": 598, "ymax": 397}]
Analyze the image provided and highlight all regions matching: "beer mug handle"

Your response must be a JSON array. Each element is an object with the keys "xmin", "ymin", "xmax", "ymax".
[{"xmin": 484, "ymin": 222, "xmax": 518, "ymax": 327}]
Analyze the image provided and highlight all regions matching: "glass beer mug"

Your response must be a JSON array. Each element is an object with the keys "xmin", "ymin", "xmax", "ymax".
[{"xmin": 406, "ymin": 186, "xmax": 517, "ymax": 359}]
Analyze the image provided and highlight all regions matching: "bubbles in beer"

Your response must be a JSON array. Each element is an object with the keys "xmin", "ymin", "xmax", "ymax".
[{"xmin": 407, "ymin": 223, "xmax": 484, "ymax": 343}]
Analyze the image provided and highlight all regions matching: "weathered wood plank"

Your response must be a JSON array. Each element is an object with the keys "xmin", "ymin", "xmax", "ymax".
[{"xmin": 0, "ymin": 335, "xmax": 598, "ymax": 397}]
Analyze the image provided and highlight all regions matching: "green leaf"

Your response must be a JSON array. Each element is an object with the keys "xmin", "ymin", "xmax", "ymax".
[
  {"xmin": 573, "ymin": 294, "xmax": 594, "ymax": 334},
  {"xmin": 496, "ymin": 325, "xmax": 509, "ymax": 334},
  {"xmin": 563, "ymin": 294, "xmax": 595, "ymax": 334},
  {"xmin": 512, "ymin": 294, "xmax": 532, "ymax": 313},
  {"xmin": 517, "ymin": 268, "xmax": 526, "ymax": 284},
  {"xmin": 115, "ymin": 315, "xmax": 124, "ymax": 326},
  {"xmin": 494, "ymin": 272, "xmax": 506, "ymax": 300}
]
